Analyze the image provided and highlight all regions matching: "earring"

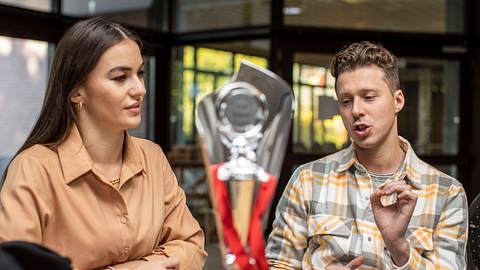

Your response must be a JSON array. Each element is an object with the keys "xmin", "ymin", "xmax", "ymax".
[{"xmin": 76, "ymin": 102, "xmax": 83, "ymax": 112}]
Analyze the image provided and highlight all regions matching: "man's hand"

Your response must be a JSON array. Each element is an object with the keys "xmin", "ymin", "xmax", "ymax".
[
  {"xmin": 326, "ymin": 256, "xmax": 364, "ymax": 270},
  {"xmin": 370, "ymin": 180, "xmax": 417, "ymax": 266}
]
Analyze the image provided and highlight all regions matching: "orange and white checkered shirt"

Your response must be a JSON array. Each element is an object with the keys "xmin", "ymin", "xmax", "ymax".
[{"xmin": 266, "ymin": 137, "xmax": 468, "ymax": 269}]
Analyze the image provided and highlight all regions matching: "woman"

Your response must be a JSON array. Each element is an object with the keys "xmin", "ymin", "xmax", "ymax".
[{"xmin": 0, "ymin": 18, "xmax": 207, "ymax": 270}]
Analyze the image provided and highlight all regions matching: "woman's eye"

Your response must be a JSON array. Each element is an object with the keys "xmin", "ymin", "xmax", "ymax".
[{"xmin": 113, "ymin": 75, "xmax": 127, "ymax": 82}]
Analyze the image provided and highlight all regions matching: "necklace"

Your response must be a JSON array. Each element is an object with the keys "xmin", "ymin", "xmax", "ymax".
[{"xmin": 110, "ymin": 177, "xmax": 120, "ymax": 185}]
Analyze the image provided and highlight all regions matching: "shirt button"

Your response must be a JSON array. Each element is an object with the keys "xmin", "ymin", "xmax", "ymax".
[
  {"xmin": 120, "ymin": 216, "xmax": 128, "ymax": 224},
  {"xmin": 124, "ymin": 247, "xmax": 129, "ymax": 254}
]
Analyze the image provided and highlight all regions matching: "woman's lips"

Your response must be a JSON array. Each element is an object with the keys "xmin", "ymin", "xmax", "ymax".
[{"xmin": 126, "ymin": 104, "xmax": 141, "ymax": 114}]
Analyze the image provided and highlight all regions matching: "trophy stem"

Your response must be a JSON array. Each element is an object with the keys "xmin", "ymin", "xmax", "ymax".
[{"xmin": 231, "ymin": 179, "xmax": 256, "ymax": 246}]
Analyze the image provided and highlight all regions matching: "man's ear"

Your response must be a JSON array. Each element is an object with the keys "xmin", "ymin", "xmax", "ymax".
[
  {"xmin": 70, "ymin": 86, "xmax": 85, "ymax": 105},
  {"xmin": 394, "ymin": 89, "xmax": 405, "ymax": 113}
]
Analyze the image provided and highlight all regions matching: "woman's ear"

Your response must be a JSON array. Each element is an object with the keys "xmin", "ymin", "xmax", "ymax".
[
  {"xmin": 394, "ymin": 89, "xmax": 405, "ymax": 114},
  {"xmin": 70, "ymin": 87, "xmax": 85, "ymax": 105}
]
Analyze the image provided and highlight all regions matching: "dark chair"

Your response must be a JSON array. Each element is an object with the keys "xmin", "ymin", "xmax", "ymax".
[
  {"xmin": 469, "ymin": 193, "xmax": 480, "ymax": 269},
  {"xmin": 0, "ymin": 241, "xmax": 71, "ymax": 270}
]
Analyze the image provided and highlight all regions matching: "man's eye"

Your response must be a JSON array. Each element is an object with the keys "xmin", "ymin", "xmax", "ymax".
[
  {"xmin": 342, "ymin": 99, "xmax": 351, "ymax": 105},
  {"xmin": 138, "ymin": 70, "xmax": 145, "ymax": 78}
]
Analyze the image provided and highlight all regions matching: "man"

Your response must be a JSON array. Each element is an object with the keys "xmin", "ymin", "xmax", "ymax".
[{"xmin": 266, "ymin": 41, "xmax": 468, "ymax": 269}]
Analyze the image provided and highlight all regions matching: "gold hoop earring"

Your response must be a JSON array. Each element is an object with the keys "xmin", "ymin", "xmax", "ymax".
[{"xmin": 76, "ymin": 102, "xmax": 83, "ymax": 112}]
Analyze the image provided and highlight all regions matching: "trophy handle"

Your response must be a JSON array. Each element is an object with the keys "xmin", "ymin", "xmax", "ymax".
[{"xmin": 231, "ymin": 179, "xmax": 255, "ymax": 245}]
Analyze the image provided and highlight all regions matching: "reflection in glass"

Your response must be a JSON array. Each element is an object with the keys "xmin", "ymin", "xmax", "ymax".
[
  {"xmin": 398, "ymin": 58, "xmax": 459, "ymax": 155},
  {"xmin": 0, "ymin": 0, "xmax": 50, "ymax": 12},
  {"xmin": 62, "ymin": 0, "xmax": 166, "ymax": 30},
  {"xmin": 434, "ymin": 165, "xmax": 458, "ymax": 179},
  {"xmin": 128, "ymin": 56, "xmax": 155, "ymax": 140},
  {"xmin": 293, "ymin": 53, "xmax": 348, "ymax": 154},
  {"xmin": 293, "ymin": 53, "xmax": 459, "ymax": 156},
  {"xmin": 171, "ymin": 42, "xmax": 269, "ymax": 145},
  {"xmin": 173, "ymin": 0, "xmax": 270, "ymax": 32},
  {"xmin": 0, "ymin": 37, "xmax": 49, "ymax": 159},
  {"xmin": 284, "ymin": 0, "xmax": 464, "ymax": 34}
]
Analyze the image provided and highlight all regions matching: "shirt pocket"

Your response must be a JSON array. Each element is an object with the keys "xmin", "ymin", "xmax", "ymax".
[
  {"xmin": 307, "ymin": 214, "xmax": 353, "ymax": 265},
  {"xmin": 406, "ymin": 226, "xmax": 434, "ymax": 254}
]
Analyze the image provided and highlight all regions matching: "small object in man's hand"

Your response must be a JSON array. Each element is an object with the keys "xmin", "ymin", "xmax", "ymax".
[{"xmin": 380, "ymin": 193, "xmax": 397, "ymax": 207}]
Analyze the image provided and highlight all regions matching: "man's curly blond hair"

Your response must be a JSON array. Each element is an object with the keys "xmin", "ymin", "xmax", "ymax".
[{"xmin": 330, "ymin": 41, "xmax": 400, "ymax": 94}]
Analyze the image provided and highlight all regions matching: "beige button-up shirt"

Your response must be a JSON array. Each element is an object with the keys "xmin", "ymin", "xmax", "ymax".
[{"xmin": 0, "ymin": 125, "xmax": 207, "ymax": 269}]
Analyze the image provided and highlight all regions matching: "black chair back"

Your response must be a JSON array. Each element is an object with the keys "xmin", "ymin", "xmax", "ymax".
[{"xmin": 469, "ymin": 193, "xmax": 480, "ymax": 269}]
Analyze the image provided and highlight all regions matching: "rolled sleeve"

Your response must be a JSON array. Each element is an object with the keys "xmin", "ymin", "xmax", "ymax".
[
  {"xmin": 392, "ymin": 185, "xmax": 468, "ymax": 270},
  {"xmin": 155, "ymin": 152, "xmax": 207, "ymax": 270},
  {"xmin": 266, "ymin": 166, "xmax": 310, "ymax": 269}
]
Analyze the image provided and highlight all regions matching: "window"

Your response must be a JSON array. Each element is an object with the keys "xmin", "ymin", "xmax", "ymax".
[
  {"xmin": 284, "ymin": 0, "xmax": 464, "ymax": 34},
  {"xmin": 128, "ymin": 55, "xmax": 156, "ymax": 140},
  {"xmin": 292, "ymin": 53, "xmax": 460, "ymax": 156},
  {"xmin": 173, "ymin": 0, "xmax": 270, "ymax": 32},
  {"xmin": 171, "ymin": 43, "xmax": 268, "ymax": 145},
  {"xmin": 62, "ymin": 0, "xmax": 166, "ymax": 31},
  {"xmin": 0, "ymin": 36, "xmax": 49, "ymax": 172},
  {"xmin": 293, "ymin": 53, "xmax": 348, "ymax": 154},
  {"xmin": 0, "ymin": 0, "xmax": 51, "ymax": 12},
  {"xmin": 398, "ymin": 58, "xmax": 459, "ymax": 155}
]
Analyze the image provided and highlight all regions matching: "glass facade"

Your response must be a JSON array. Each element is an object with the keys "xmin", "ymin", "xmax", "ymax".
[
  {"xmin": 0, "ymin": 0, "xmax": 50, "ymax": 12},
  {"xmin": 173, "ymin": 0, "xmax": 270, "ymax": 32},
  {"xmin": 398, "ymin": 58, "xmax": 460, "ymax": 155},
  {"xmin": 284, "ymin": 0, "xmax": 464, "ymax": 34},
  {"xmin": 292, "ymin": 53, "xmax": 348, "ymax": 154},
  {"xmin": 0, "ymin": 36, "xmax": 49, "ymax": 172},
  {"xmin": 128, "ymin": 55, "xmax": 156, "ymax": 140},
  {"xmin": 62, "ymin": 0, "xmax": 167, "ymax": 31},
  {"xmin": 171, "ymin": 41, "xmax": 269, "ymax": 146},
  {"xmin": 292, "ymin": 53, "xmax": 459, "ymax": 156}
]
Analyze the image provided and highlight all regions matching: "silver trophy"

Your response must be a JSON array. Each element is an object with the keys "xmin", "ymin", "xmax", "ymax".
[{"xmin": 196, "ymin": 61, "xmax": 294, "ymax": 270}]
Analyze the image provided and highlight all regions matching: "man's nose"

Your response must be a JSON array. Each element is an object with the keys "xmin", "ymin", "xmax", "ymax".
[{"xmin": 352, "ymin": 98, "xmax": 364, "ymax": 117}]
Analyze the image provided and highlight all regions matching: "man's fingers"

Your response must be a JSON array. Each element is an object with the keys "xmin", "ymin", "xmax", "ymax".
[
  {"xmin": 345, "ymin": 256, "xmax": 364, "ymax": 269},
  {"xmin": 397, "ymin": 189, "xmax": 418, "ymax": 202},
  {"xmin": 381, "ymin": 183, "xmax": 411, "ymax": 195},
  {"xmin": 370, "ymin": 190, "xmax": 384, "ymax": 209}
]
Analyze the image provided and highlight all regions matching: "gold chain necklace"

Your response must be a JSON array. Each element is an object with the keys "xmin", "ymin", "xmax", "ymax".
[{"xmin": 110, "ymin": 177, "xmax": 120, "ymax": 185}]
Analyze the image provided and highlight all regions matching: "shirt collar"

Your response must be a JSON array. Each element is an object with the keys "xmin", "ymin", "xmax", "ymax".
[
  {"xmin": 57, "ymin": 124, "xmax": 145, "ymax": 185},
  {"xmin": 336, "ymin": 136, "xmax": 422, "ymax": 189}
]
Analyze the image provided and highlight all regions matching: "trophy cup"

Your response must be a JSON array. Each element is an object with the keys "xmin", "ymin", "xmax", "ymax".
[{"xmin": 196, "ymin": 61, "xmax": 294, "ymax": 270}]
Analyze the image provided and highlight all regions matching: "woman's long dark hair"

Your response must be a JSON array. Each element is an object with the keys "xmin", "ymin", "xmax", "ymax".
[{"xmin": 1, "ymin": 17, "xmax": 142, "ymax": 184}]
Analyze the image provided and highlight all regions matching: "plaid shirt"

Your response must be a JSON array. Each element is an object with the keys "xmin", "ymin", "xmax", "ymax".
[{"xmin": 266, "ymin": 137, "xmax": 468, "ymax": 270}]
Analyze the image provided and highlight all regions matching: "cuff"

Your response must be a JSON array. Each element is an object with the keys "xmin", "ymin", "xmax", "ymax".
[
  {"xmin": 145, "ymin": 244, "xmax": 206, "ymax": 270},
  {"xmin": 392, "ymin": 242, "xmax": 422, "ymax": 270}
]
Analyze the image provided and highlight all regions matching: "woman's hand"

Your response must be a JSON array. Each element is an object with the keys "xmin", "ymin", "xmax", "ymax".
[
  {"xmin": 145, "ymin": 257, "xmax": 180, "ymax": 270},
  {"xmin": 104, "ymin": 256, "xmax": 180, "ymax": 270}
]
